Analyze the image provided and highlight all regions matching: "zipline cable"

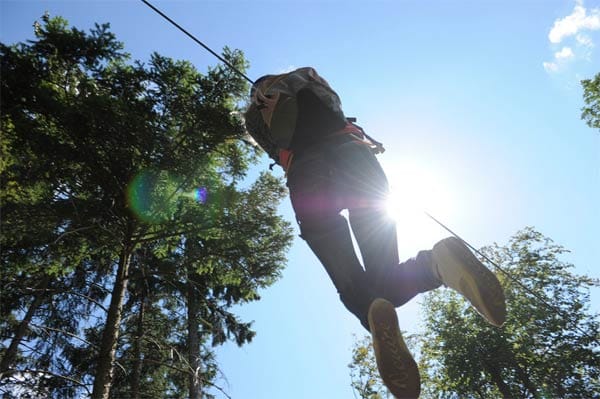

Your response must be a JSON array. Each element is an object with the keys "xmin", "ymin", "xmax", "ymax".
[
  {"xmin": 140, "ymin": 0, "xmax": 255, "ymax": 85},
  {"xmin": 425, "ymin": 211, "xmax": 521, "ymax": 281},
  {"xmin": 141, "ymin": 0, "xmax": 596, "ymax": 340}
]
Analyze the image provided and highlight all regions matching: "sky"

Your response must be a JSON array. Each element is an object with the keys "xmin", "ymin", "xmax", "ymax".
[{"xmin": 2, "ymin": 0, "xmax": 599, "ymax": 398}]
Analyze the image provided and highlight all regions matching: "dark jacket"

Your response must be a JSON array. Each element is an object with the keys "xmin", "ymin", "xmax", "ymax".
[{"xmin": 244, "ymin": 67, "xmax": 348, "ymax": 165}]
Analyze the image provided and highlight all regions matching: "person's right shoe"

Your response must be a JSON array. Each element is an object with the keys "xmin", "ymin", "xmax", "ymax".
[
  {"xmin": 368, "ymin": 298, "xmax": 420, "ymax": 399},
  {"xmin": 432, "ymin": 237, "xmax": 506, "ymax": 327}
]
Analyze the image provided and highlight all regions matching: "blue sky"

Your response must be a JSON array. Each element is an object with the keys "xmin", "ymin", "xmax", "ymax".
[{"xmin": 2, "ymin": 1, "xmax": 599, "ymax": 398}]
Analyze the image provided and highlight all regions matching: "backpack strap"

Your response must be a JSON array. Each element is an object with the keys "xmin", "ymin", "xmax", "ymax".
[{"xmin": 342, "ymin": 119, "xmax": 386, "ymax": 154}]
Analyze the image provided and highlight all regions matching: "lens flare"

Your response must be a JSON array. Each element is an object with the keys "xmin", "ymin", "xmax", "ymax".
[
  {"xmin": 127, "ymin": 170, "xmax": 182, "ymax": 223},
  {"xmin": 180, "ymin": 187, "xmax": 208, "ymax": 204},
  {"xmin": 192, "ymin": 187, "xmax": 208, "ymax": 204},
  {"xmin": 127, "ymin": 170, "xmax": 211, "ymax": 223}
]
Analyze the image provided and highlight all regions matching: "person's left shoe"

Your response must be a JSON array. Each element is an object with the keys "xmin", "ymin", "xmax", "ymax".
[
  {"xmin": 368, "ymin": 298, "xmax": 420, "ymax": 399},
  {"xmin": 432, "ymin": 237, "xmax": 506, "ymax": 327}
]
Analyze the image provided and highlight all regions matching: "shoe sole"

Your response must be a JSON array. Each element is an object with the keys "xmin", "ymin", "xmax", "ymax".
[
  {"xmin": 368, "ymin": 298, "xmax": 420, "ymax": 399},
  {"xmin": 434, "ymin": 237, "xmax": 506, "ymax": 327}
]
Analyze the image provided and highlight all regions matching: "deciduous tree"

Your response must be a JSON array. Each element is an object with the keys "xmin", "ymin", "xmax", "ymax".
[
  {"xmin": 420, "ymin": 228, "xmax": 599, "ymax": 398},
  {"xmin": 348, "ymin": 228, "xmax": 599, "ymax": 399},
  {"xmin": 581, "ymin": 72, "xmax": 600, "ymax": 131}
]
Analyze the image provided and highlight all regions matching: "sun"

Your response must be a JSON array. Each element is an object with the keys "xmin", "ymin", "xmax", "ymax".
[{"xmin": 383, "ymin": 159, "xmax": 456, "ymax": 245}]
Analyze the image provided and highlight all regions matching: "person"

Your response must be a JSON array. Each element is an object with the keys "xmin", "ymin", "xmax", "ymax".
[{"xmin": 244, "ymin": 67, "xmax": 506, "ymax": 398}]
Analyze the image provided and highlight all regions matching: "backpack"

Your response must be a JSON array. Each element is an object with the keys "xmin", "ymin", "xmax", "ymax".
[{"xmin": 244, "ymin": 67, "xmax": 382, "ymax": 170}]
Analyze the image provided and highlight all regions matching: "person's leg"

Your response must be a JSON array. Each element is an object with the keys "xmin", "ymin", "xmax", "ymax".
[
  {"xmin": 342, "ymin": 146, "xmax": 506, "ymax": 323},
  {"xmin": 381, "ymin": 250, "xmax": 442, "ymax": 306},
  {"xmin": 349, "ymin": 207, "xmax": 398, "ymax": 290},
  {"xmin": 328, "ymin": 142, "xmax": 394, "ymax": 272},
  {"xmin": 331, "ymin": 141, "xmax": 441, "ymax": 305},
  {"xmin": 287, "ymin": 149, "xmax": 374, "ymax": 330}
]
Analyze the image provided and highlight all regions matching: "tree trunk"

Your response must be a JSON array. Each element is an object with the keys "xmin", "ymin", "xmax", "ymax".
[
  {"xmin": 514, "ymin": 361, "xmax": 537, "ymax": 398},
  {"xmin": 0, "ymin": 276, "xmax": 50, "ymax": 378},
  {"xmin": 130, "ymin": 289, "xmax": 146, "ymax": 399},
  {"xmin": 91, "ymin": 243, "xmax": 133, "ymax": 399},
  {"xmin": 187, "ymin": 268, "xmax": 202, "ymax": 399},
  {"xmin": 485, "ymin": 363, "xmax": 513, "ymax": 399}
]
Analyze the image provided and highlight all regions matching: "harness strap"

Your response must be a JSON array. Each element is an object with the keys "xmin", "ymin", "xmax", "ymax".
[
  {"xmin": 278, "ymin": 149, "xmax": 294, "ymax": 172},
  {"xmin": 278, "ymin": 122, "xmax": 385, "ymax": 173}
]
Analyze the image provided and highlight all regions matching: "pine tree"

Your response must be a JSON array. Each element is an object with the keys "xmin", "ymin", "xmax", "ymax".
[{"xmin": 1, "ymin": 14, "xmax": 293, "ymax": 398}]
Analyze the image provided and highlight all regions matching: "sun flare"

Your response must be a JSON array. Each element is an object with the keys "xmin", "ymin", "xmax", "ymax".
[{"xmin": 383, "ymin": 160, "xmax": 456, "ymax": 246}]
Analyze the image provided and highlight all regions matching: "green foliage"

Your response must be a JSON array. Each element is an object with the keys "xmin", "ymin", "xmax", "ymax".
[
  {"xmin": 349, "ymin": 335, "xmax": 389, "ymax": 399},
  {"xmin": 348, "ymin": 228, "xmax": 599, "ymax": 399},
  {"xmin": 1, "ymin": 14, "xmax": 292, "ymax": 399},
  {"xmin": 581, "ymin": 72, "xmax": 600, "ymax": 130},
  {"xmin": 420, "ymin": 227, "xmax": 600, "ymax": 399}
]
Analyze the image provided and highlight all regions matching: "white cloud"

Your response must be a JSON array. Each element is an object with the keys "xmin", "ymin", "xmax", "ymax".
[
  {"xmin": 555, "ymin": 46, "xmax": 575, "ymax": 59},
  {"xmin": 548, "ymin": 1, "xmax": 600, "ymax": 44},
  {"xmin": 543, "ymin": 61, "xmax": 559, "ymax": 73},
  {"xmin": 543, "ymin": 1, "xmax": 600, "ymax": 73},
  {"xmin": 576, "ymin": 33, "xmax": 594, "ymax": 47},
  {"xmin": 543, "ymin": 47, "xmax": 576, "ymax": 73}
]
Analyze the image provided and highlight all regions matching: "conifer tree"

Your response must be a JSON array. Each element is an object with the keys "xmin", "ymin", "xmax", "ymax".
[{"xmin": 1, "ymin": 14, "xmax": 293, "ymax": 398}]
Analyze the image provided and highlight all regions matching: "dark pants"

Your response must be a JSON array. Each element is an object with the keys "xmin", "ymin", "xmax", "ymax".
[{"xmin": 287, "ymin": 140, "xmax": 440, "ymax": 330}]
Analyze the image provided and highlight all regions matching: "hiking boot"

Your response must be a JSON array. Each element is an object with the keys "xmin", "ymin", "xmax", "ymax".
[
  {"xmin": 368, "ymin": 298, "xmax": 420, "ymax": 399},
  {"xmin": 432, "ymin": 237, "xmax": 506, "ymax": 327}
]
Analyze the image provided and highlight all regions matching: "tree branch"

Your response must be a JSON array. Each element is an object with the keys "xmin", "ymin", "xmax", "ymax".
[
  {"xmin": 3, "ymin": 368, "xmax": 91, "ymax": 395},
  {"xmin": 52, "ymin": 225, "xmax": 96, "ymax": 245},
  {"xmin": 61, "ymin": 290, "xmax": 109, "ymax": 313},
  {"xmin": 132, "ymin": 223, "xmax": 214, "ymax": 243},
  {"xmin": 29, "ymin": 323, "xmax": 99, "ymax": 350}
]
